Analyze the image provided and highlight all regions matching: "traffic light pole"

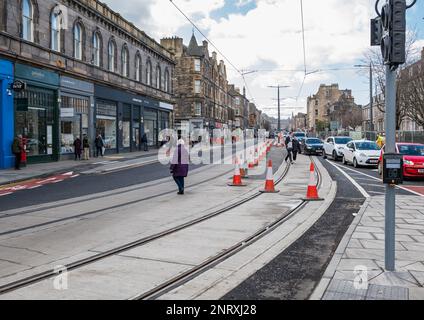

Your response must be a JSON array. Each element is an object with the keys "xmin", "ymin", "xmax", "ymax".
[
  {"xmin": 384, "ymin": 65, "xmax": 397, "ymax": 271},
  {"xmin": 369, "ymin": 63, "xmax": 374, "ymax": 132}
]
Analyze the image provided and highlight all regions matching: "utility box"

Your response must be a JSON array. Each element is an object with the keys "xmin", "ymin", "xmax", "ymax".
[{"xmin": 383, "ymin": 153, "xmax": 403, "ymax": 185}]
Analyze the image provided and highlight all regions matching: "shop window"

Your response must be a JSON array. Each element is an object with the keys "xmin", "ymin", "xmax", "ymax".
[
  {"xmin": 60, "ymin": 96, "xmax": 89, "ymax": 154},
  {"xmin": 96, "ymin": 100, "xmax": 117, "ymax": 149},
  {"xmin": 15, "ymin": 88, "xmax": 55, "ymax": 157},
  {"xmin": 22, "ymin": 0, "xmax": 33, "ymax": 42}
]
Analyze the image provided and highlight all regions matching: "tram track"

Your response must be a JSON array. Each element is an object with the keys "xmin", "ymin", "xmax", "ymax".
[
  {"xmin": 0, "ymin": 151, "xmax": 292, "ymax": 297},
  {"xmin": 131, "ymin": 156, "xmax": 322, "ymax": 300}
]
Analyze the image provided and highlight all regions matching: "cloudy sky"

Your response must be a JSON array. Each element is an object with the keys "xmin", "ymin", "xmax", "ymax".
[{"xmin": 102, "ymin": 0, "xmax": 424, "ymax": 119}]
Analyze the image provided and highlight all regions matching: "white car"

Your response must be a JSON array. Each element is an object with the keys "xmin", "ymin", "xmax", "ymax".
[
  {"xmin": 323, "ymin": 136, "xmax": 353, "ymax": 161},
  {"xmin": 342, "ymin": 140, "xmax": 381, "ymax": 168}
]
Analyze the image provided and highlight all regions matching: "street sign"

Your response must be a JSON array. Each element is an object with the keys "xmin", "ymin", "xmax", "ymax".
[{"xmin": 12, "ymin": 80, "xmax": 26, "ymax": 92}]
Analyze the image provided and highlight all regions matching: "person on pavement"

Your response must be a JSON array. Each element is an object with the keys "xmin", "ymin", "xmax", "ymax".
[
  {"xmin": 82, "ymin": 134, "xmax": 90, "ymax": 160},
  {"xmin": 141, "ymin": 132, "xmax": 148, "ymax": 152},
  {"xmin": 376, "ymin": 133, "xmax": 385, "ymax": 148},
  {"xmin": 12, "ymin": 134, "xmax": 23, "ymax": 170},
  {"xmin": 95, "ymin": 134, "xmax": 105, "ymax": 157},
  {"xmin": 73, "ymin": 137, "xmax": 82, "ymax": 161},
  {"xmin": 170, "ymin": 138, "xmax": 189, "ymax": 195},
  {"xmin": 285, "ymin": 132, "xmax": 294, "ymax": 164},
  {"xmin": 292, "ymin": 136, "xmax": 302, "ymax": 163}
]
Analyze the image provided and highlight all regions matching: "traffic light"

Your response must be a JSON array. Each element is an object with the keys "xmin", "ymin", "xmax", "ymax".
[
  {"xmin": 379, "ymin": 0, "xmax": 406, "ymax": 67},
  {"xmin": 370, "ymin": 17, "xmax": 382, "ymax": 46}
]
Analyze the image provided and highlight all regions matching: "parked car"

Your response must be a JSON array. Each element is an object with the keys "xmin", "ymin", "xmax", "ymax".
[
  {"xmin": 293, "ymin": 132, "xmax": 307, "ymax": 143},
  {"xmin": 378, "ymin": 143, "xmax": 424, "ymax": 178},
  {"xmin": 323, "ymin": 136, "xmax": 353, "ymax": 160},
  {"xmin": 342, "ymin": 140, "xmax": 381, "ymax": 168},
  {"xmin": 301, "ymin": 138, "xmax": 324, "ymax": 155}
]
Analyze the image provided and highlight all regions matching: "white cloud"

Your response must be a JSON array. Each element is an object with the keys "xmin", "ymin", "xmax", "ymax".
[{"xmin": 101, "ymin": 0, "xmax": 422, "ymax": 119}]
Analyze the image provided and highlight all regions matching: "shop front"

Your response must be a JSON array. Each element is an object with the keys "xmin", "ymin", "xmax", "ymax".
[
  {"xmin": 14, "ymin": 64, "xmax": 60, "ymax": 164},
  {"xmin": 59, "ymin": 76, "xmax": 94, "ymax": 158},
  {"xmin": 0, "ymin": 59, "xmax": 14, "ymax": 169},
  {"xmin": 94, "ymin": 85, "xmax": 173, "ymax": 153}
]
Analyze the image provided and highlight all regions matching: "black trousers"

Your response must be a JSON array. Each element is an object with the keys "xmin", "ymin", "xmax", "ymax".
[
  {"xmin": 173, "ymin": 176, "xmax": 185, "ymax": 192},
  {"xmin": 143, "ymin": 142, "xmax": 148, "ymax": 151},
  {"xmin": 285, "ymin": 148, "xmax": 293, "ymax": 162},
  {"xmin": 293, "ymin": 151, "xmax": 298, "ymax": 161},
  {"xmin": 96, "ymin": 147, "xmax": 103, "ymax": 157},
  {"xmin": 14, "ymin": 152, "xmax": 21, "ymax": 169}
]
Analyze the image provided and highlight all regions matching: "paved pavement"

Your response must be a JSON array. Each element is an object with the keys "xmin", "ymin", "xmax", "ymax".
[
  {"xmin": 312, "ymin": 159, "xmax": 424, "ymax": 300},
  {"xmin": 0, "ymin": 149, "xmax": 159, "ymax": 186}
]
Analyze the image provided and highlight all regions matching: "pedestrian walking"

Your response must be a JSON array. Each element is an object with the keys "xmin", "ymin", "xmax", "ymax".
[
  {"xmin": 170, "ymin": 138, "xmax": 189, "ymax": 195},
  {"xmin": 73, "ymin": 137, "xmax": 82, "ymax": 160},
  {"xmin": 82, "ymin": 135, "xmax": 90, "ymax": 160},
  {"xmin": 141, "ymin": 132, "xmax": 148, "ymax": 151},
  {"xmin": 292, "ymin": 136, "xmax": 302, "ymax": 163},
  {"xmin": 285, "ymin": 132, "xmax": 294, "ymax": 164},
  {"xmin": 95, "ymin": 134, "xmax": 105, "ymax": 157},
  {"xmin": 11, "ymin": 134, "xmax": 23, "ymax": 170}
]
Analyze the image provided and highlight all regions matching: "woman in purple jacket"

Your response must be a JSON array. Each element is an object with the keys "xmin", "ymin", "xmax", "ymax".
[{"xmin": 170, "ymin": 139, "xmax": 189, "ymax": 195}]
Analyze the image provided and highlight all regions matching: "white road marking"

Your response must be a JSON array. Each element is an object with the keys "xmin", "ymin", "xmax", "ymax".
[
  {"xmin": 0, "ymin": 192, "xmax": 13, "ymax": 197},
  {"xmin": 333, "ymin": 163, "xmax": 424, "ymax": 197},
  {"xmin": 325, "ymin": 160, "xmax": 370, "ymax": 198}
]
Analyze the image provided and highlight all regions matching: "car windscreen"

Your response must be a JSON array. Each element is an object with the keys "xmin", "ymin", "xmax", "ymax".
[
  {"xmin": 294, "ymin": 133, "xmax": 306, "ymax": 137},
  {"xmin": 398, "ymin": 144, "xmax": 424, "ymax": 156},
  {"xmin": 355, "ymin": 142, "xmax": 380, "ymax": 150},
  {"xmin": 334, "ymin": 137, "xmax": 352, "ymax": 144},
  {"xmin": 306, "ymin": 139, "xmax": 322, "ymax": 144}
]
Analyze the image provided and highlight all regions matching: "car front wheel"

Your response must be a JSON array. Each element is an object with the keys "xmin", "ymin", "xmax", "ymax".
[
  {"xmin": 332, "ymin": 150, "xmax": 338, "ymax": 161},
  {"xmin": 353, "ymin": 158, "xmax": 359, "ymax": 168},
  {"xmin": 342, "ymin": 155, "xmax": 347, "ymax": 165}
]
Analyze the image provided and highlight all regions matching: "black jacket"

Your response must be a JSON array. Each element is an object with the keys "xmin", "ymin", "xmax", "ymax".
[{"xmin": 292, "ymin": 139, "xmax": 301, "ymax": 153}]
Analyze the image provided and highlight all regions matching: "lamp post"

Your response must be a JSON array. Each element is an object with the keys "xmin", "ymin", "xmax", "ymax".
[
  {"xmin": 268, "ymin": 85, "xmax": 290, "ymax": 132},
  {"xmin": 355, "ymin": 63, "xmax": 374, "ymax": 134}
]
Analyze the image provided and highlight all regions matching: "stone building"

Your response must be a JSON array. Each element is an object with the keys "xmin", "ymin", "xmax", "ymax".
[
  {"xmin": 307, "ymin": 84, "xmax": 357, "ymax": 132},
  {"xmin": 0, "ymin": 0, "xmax": 175, "ymax": 167},
  {"xmin": 292, "ymin": 113, "xmax": 307, "ymax": 131},
  {"xmin": 362, "ymin": 93, "xmax": 385, "ymax": 132},
  {"xmin": 228, "ymin": 84, "xmax": 248, "ymax": 130},
  {"xmin": 161, "ymin": 34, "xmax": 230, "ymax": 133}
]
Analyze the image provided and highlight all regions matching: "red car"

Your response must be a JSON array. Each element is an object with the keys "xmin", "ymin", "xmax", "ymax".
[{"xmin": 378, "ymin": 143, "xmax": 424, "ymax": 178}]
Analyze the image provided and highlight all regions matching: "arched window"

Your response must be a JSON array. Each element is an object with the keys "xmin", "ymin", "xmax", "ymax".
[
  {"xmin": 164, "ymin": 69, "xmax": 170, "ymax": 93},
  {"xmin": 74, "ymin": 22, "xmax": 83, "ymax": 60},
  {"xmin": 51, "ymin": 9, "xmax": 63, "ymax": 52},
  {"xmin": 121, "ymin": 45, "xmax": 129, "ymax": 77},
  {"xmin": 146, "ymin": 59, "xmax": 152, "ymax": 86},
  {"xmin": 92, "ymin": 32, "xmax": 101, "ymax": 67},
  {"xmin": 156, "ymin": 65, "xmax": 161, "ymax": 90},
  {"xmin": 22, "ymin": 0, "xmax": 33, "ymax": 41},
  {"xmin": 108, "ymin": 39, "xmax": 116, "ymax": 72},
  {"xmin": 135, "ymin": 53, "xmax": 141, "ymax": 82}
]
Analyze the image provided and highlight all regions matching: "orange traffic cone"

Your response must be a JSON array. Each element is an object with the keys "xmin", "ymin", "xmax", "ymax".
[
  {"xmin": 303, "ymin": 162, "xmax": 323, "ymax": 201},
  {"xmin": 260, "ymin": 160, "xmax": 279, "ymax": 193},
  {"xmin": 248, "ymin": 150, "xmax": 255, "ymax": 169},
  {"xmin": 228, "ymin": 157, "xmax": 247, "ymax": 187}
]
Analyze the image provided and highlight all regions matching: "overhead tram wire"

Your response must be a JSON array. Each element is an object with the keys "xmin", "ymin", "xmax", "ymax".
[
  {"xmin": 296, "ymin": 0, "xmax": 307, "ymax": 102},
  {"xmin": 168, "ymin": 0, "xmax": 258, "ymax": 104}
]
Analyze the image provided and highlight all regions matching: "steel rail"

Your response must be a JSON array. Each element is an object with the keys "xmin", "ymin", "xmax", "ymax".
[
  {"xmin": 131, "ymin": 156, "xmax": 322, "ymax": 300},
  {"xmin": 0, "ymin": 149, "xmax": 291, "ymax": 296}
]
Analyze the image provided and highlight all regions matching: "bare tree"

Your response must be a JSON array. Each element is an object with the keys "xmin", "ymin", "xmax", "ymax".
[
  {"xmin": 400, "ymin": 71, "xmax": 424, "ymax": 128},
  {"xmin": 361, "ymin": 29, "xmax": 419, "ymax": 129}
]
